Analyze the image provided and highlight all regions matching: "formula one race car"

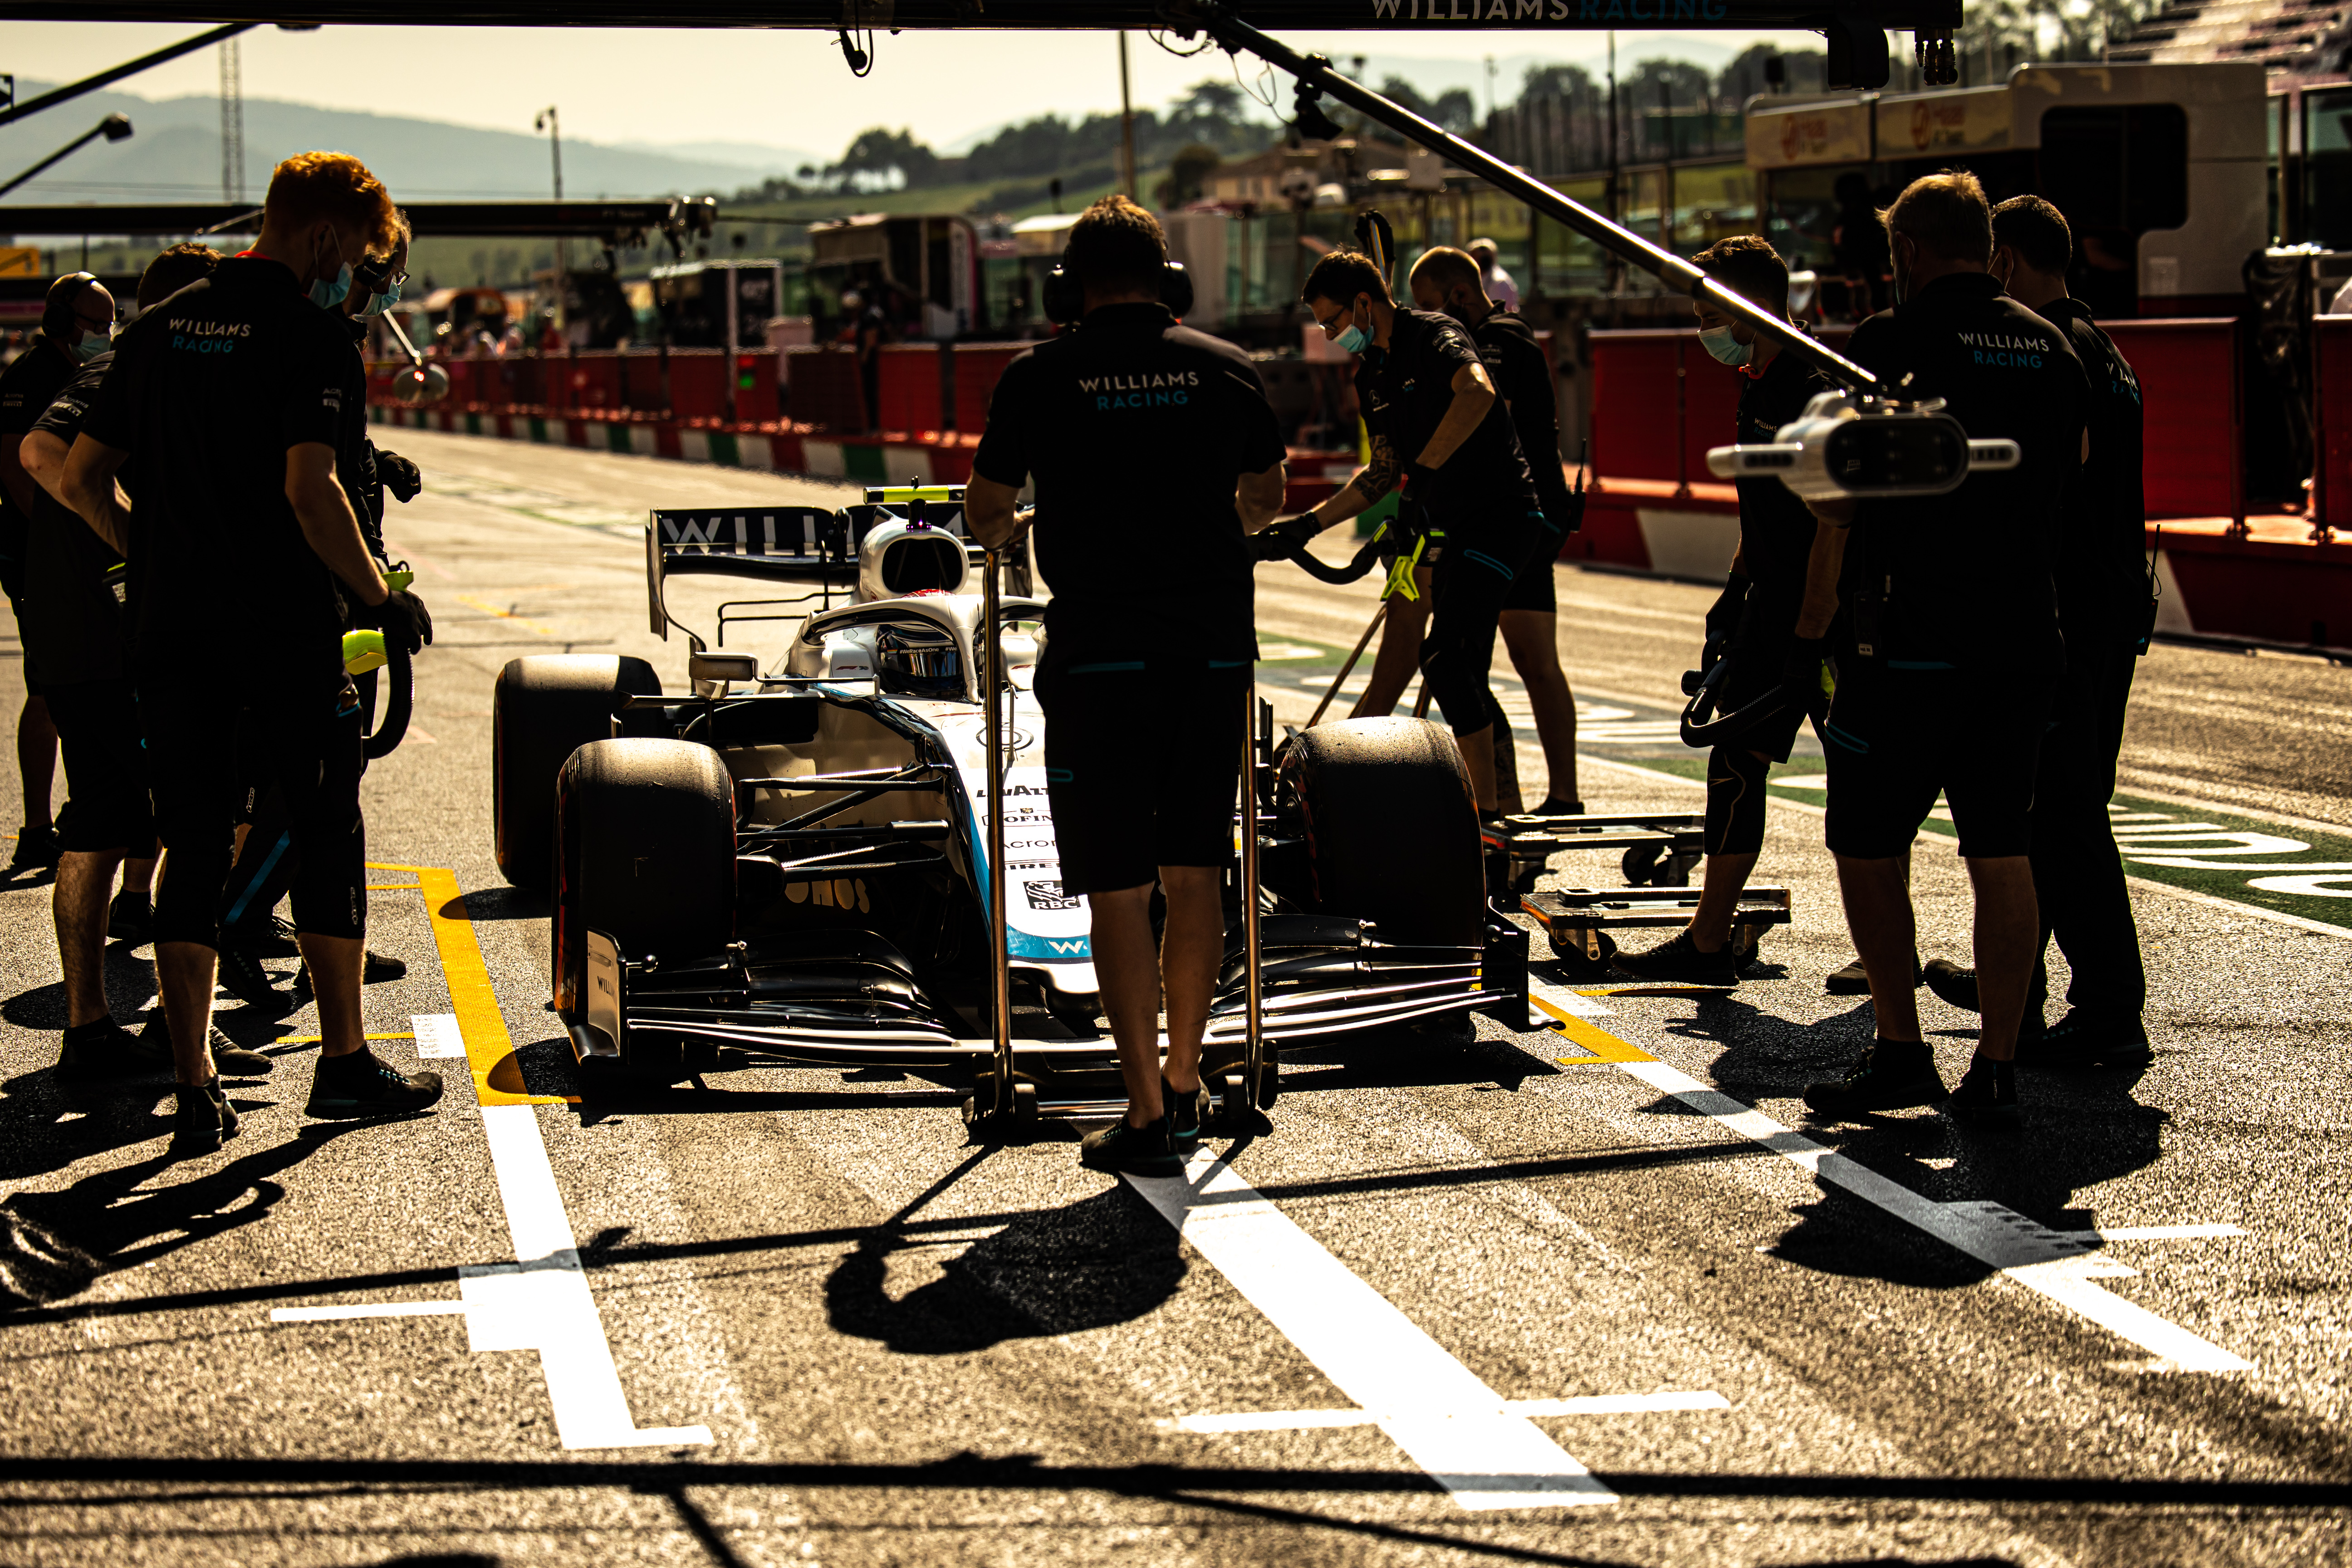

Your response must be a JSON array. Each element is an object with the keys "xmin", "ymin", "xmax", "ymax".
[{"xmin": 490, "ymin": 487, "xmax": 1528, "ymax": 1130}]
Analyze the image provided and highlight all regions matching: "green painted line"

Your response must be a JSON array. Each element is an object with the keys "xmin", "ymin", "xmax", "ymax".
[
  {"xmin": 606, "ymin": 423, "xmax": 632, "ymax": 455},
  {"xmin": 707, "ymin": 430, "xmax": 740, "ymax": 467},
  {"xmin": 464, "ymin": 412, "xmax": 482, "ymax": 437},
  {"xmin": 841, "ymin": 443, "xmax": 890, "ymax": 484}
]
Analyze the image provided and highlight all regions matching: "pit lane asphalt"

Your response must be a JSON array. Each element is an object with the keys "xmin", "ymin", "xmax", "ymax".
[{"xmin": 0, "ymin": 428, "xmax": 2342, "ymax": 1567}]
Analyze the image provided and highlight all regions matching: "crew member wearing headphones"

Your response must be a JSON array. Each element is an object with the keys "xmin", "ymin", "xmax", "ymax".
[
  {"xmin": 17, "ymin": 245, "xmax": 252, "ymax": 1080},
  {"xmin": 1406, "ymin": 245, "xmax": 1583, "ymax": 816},
  {"xmin": 1260, "ymin": 250, "xmax": 1549, "ymax": 827},
  {"xmin": 966, "ymin": 195, "xmax": 1288, "ymax": 1176},
  {"xmin": 1614, "ymin": 236, "xmax": 1838, "ymax": 987},
  {"xmin": 1916, "ymin": 195, "xmax": 2153, "ymax": 1068},
  {"xmin": 1795, "ymin": 172, "xmax": 2089, "ymax": 1125},
  {"xmin": 0, "ymin": 272, "xmax": 117, "ymax": 871},
  {"xmin": 60, "ymin": 151, "xmax": 442, "ymax": 1154}
]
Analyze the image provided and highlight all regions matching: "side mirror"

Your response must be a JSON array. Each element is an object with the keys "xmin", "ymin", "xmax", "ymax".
[{"xmin": 688, "ymin": 652, "xmax": 760, "ymax": 685}]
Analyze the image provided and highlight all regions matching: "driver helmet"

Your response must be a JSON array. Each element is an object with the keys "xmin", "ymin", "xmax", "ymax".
[{"xmin": 875, "ymin": 621, "xmax": 964, "ymax": 700}]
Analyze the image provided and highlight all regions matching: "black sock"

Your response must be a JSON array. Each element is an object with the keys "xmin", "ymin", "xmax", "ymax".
[
  {"xmin": 1970, "ymin": 1054, "xmax": 2015, "ymax": 1086},
  {"xmin": 62, "ymin": 1017, "xmax": 123, "ymax": 1046}
]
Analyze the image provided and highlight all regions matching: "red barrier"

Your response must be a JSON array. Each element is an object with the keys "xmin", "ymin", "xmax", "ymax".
[
  {"xmin": 954, "ymin": 343, "xmax": 1030, "ymax": 434},
  {"xmin": 731, "ymin": 350, "xmax": 779, "ymax": 424},
  {"xmin": 787, "ymin": 347, "xmax": 867, "ymax": 431},
  {"xmin": 554, "ymin": 352, "xmax": 622, "ymax": 413},
  {"xmin": 622, "ymin": 351, "xmax": 668, "ymax": 413},
  {"xmin": 874, "ymin": 344, "xmax": 941, "ymax": 433},
  {"xmin": 2105, "ymin": 318, "xmax": 2242, "ymax": 523},
  {"xmin": 1590, "ymin": 330, "xmax": 1684, "ymax": 486},
  {"xmin": 666, "ymin": 349, "xmax": 726, "ymax": 422},
  {"xmin": 2317, "ymin": 315, "xmax": 2352, "ymax": 532}
]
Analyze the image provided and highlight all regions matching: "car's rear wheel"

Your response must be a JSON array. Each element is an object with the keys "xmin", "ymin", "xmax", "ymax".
[
  {"xmin": 551, "ymin": 740, "xmax": 735, "ymax": 1068},
  {"xmin": 1279, "ymin": 717, "xmax": 1484, "ymax": 948},
  {"xmin": 494, "ymin": 654, "xmax": 662, "ymax": 889}
]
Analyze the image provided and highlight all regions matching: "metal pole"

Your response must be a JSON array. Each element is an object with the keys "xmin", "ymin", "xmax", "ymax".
[
  {"xmin": 982, "ymin": 546, "xmax": 1012, "ymax": 1114},
  {"xmin": 0, "ymin": 115, "xmax": 133, "ymax": 199},
  {"xmin": 1171, "ymin": 1, "xmax": 1878, "ymax": 392},
  {"xmin": 1306, "ymin": 599, "xmax": 1386, "ymax": 729},
  {"xmin": 1118, "ymin": 32, "xmax": 1138, "ymax": 198},
  {"xmin": 1240, "ymin": 685, "xmax": 1264, "ymax": 1103}
]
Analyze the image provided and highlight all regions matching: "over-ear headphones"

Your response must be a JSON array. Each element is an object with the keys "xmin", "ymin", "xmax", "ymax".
[
  {"xmin": 42, "ymin": 271, "xmax": 99, "ymax": 348},
  {"xmin": 1042, "ymin": 254, "xmax": 1195, "ymax": 325}
]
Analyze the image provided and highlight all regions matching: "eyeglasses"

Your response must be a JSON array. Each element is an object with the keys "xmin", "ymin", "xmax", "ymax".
[{"xmin": 1311, "ymin": 302, "xmax": 1351, "ymax": 339}]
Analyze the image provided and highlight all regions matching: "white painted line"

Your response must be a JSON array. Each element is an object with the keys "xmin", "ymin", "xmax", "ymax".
[
  {"xmin": 271, "ymin": 1301, "xmax": 468, "ymax": 1323},
  {"xmin": 2119, "ymin": 876, "xmax": 2352, "ymax": 941},
  {"xmin": 1531, "ymin": 978, "xmax": 1616, "ymax": 1019},
  {"xmin": 412, "ymin": 1013, "xmax": 467, "ymax": 1058},
  {"xmin": 2061, "ymin": 1224, "xmax": 2249, "ymax": 1243},
  {"xmin": 463, "ymin": 1104, "xmax": 715, "ymax": 1450},
  {"xmin": 1614, "ymin": 1061, "xmax": 2254, "ymax": 1373},
  {"xmin": 1166, "ymin": 1391, "xmax": 1729, "ymax": 1435},
  {"xmin": 1127, "ymin": 1150, "xmax": 1617, "ymax": 1511}
]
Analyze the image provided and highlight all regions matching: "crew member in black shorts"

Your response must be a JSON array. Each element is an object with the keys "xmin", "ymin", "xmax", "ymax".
[
  {"xmin": 17, "ymin": 244, "xmax": 273, "ymax": 1080},
  {"xmin": 1404, "ymin": 246, "xmax": 1583, "ymax": 814},
  {"xmin": 1793, "ymin": 172, "xmax": 2089, "ymax": 1124},
  {"xmin": 1914, "ymin": 195, "xmax": 2153, "ymax": 1068},
  {"xmin": 1256, "ymin": 248, "xmax": 1548, "ymax": 828},
  {"xmin": 966, "ymin": 195, "xmax": 1288, "ymax": 1175},
  {"xmin": 1612, "ymin": 236, "xmax": 1842, "ymax": 986},
  {"xmin": 0, "ymin": 273, "xmax": 115, "ymax": 870},
  {"xmin": 62, "ymin": 151, "xmax": 442, "ymax": 1153}
]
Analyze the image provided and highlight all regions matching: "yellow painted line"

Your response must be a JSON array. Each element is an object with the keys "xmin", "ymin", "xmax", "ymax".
[
  {"xmin": 1532, "ymin": 997, "xmax": 1657, "ymax": 1065},
  {"xmin": 456, "ymin": 593, "xmax": 557, "ymax": 638},
  {"xmin": 273, "ymin": 1031, "xmax": 417, "ymax": 1046},
  {"xmin": 368, "ymin": 881, "xmax": 423, "ymax": 891},
  {"xmin": 373, "ymin": 859, "xmax": 571, "ymax": 1107}
]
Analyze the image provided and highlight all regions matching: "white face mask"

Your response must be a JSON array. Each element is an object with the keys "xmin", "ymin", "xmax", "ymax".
[{"xmin": 1698, "ymin": 323, "xmax": 1754, "ymax": 368}]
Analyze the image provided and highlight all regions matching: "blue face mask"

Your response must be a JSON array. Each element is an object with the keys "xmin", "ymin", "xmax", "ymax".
[
  {"xmin": 1698, "ymin": 323, "xmax": 1754, "ymax": 368},
  {"xmin": 73, "ymin": 332, "xmax": 109, "ymax": 363},
  {"xmin": 310, "ymin": 263, "xmax": 353, "ymax": 312},
  {"xmin": 1334, "ymin": 299, "xmax": 1372, "ymax": 356},
  {"xmin": 360, "ymin": 274, "xmax": 402, "ymax": 317}
]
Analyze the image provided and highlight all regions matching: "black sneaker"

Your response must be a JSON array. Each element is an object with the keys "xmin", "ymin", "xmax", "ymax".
[
  {"xmin": 9, "ymin": 823, "xmax": 59, "ymax": 871},
  {"xmin": 1164, "ymin": 1078, "xmax": 1206, "ymax": 1155},
  {"xmin": 2018, "ymin": 1009, "xmax": 2152, "ymax": 1070},
  {"xmin": 217, "ymin": 940, "xmax": 290, "ymax": 1010},
  {"xmin": 169, "ymin": 1079, "xmax": 240, "ymax": 1156},
  {"xmin": 1078, "ymin": 1113, "xmax": 1180, "ymax": 1176},
  {"xmin": 131, "ymin": 1015, "xmax": 275, "ymax": 1077},
  {"xmin": 304, "ymin": 1047, "xmax": 444, "ymax": 1118},
  {"xmin": 1946, "ymin": 1055, "xmax": 2020, "ymax": 1125},
  {"xmin": 56, "ymin": 1017, "xmax": 138, "ymax": 1080},
  {"xmin": 1610, "ymin": 928, "xmax": 1739, "ymax": 986},
  {"xmin": 1529, "ymin": 797, "xmax": 1584, "ymax": 818},
  {"xmin": 1802, "ymin": 1039, "xmax": 1947, "ymax": 1120},
  {"xmin": 293, "ymin": 949, "xmax": 409, "ymax": 993},
  {"xmin": 1825, "ymin": 954, "xmax": 1923, "ymax": 996},
  {"xmin": 106, "ymin": 888, "xmax": 154, "ymax": 946},
  {"xmin": 1922, "ymin": 957, "xmax": 1979, "ymax": 1012}
]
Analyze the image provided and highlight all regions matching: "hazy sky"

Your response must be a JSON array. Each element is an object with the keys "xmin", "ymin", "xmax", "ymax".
[{"xmin": 8, "ymin": 22, "xmax": 1825, "ymax": 152}]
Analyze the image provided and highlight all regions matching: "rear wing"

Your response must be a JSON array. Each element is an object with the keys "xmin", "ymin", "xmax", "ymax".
[{"xmin": 646, "ymin": 486, "xmax": 970, "ymax": 642}]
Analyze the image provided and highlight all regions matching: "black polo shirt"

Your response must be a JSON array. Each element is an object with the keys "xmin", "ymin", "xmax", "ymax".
[
  {"xmin": 1469, "ymin": 310, "xmax": 1574, "ymax": 525},
  {"xmin": 2034, "ymin": 297, "xmax": 2147, "ymax": 652},
  {"xmin": 0, "ymin": 336, "xmax": 77, "ymax": 594},
  {"xmin": 1841, "ymin": 272, "xmax": 2089, "ymax": 673},
  {"xmin": 972, "ymin": 301, "xmax": 1284, "ymax": 662},
  {"xmin": 1357, "ymin": 307, "xmax": 1536, "ymax": 526},
  {"xmin": 1731, "ymin": 337, "xmax": 1829, "ymax": 600},
  {"xmin": 81, "ymin": 256, "xmax": 353, "ymax": 689},
  {"xmin": 22, "ymin": 353, "xmax": 128, "ymax": 685}
]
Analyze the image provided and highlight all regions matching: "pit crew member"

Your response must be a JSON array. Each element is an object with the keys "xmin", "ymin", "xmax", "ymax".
[
  {"xmin": 965, "ymin": 195, "xmax": 1288, "ymax": 1175},
  {"xmin": 0, "ymin": 272, "xmax": 115, "ymax": 871},
  {"xmin": 1794, "ymin": 172, "xmax": 2089, "ymax": 1125},
  {"xmin": 1257, "ymin": 249, "xmax": 1548, "ymax": 821},
  {"xmin": 18, "ymin": 245, "xmax": 260, "ymax": 1079},
  {"xmin": 61, "ymin": 151, "xmax": 443, "ymax": 1154},
  {"xmin": 1917, "ymin": 196, "xmax": 2151, "ymax": 1068}
]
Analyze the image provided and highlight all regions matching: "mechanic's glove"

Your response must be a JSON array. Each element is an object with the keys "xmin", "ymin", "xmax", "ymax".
[
  {"xmin": 1779, "ymin": 633, "xmax": 1830, "ymax": 713},
  {"xmin": 357, "ymin": 588, "xmax": 434, "ymax": 657},
  {"xmin": 376, "ymin": 449, "xmax": 422, "ymax": 504},
  {"xmin": 1246, "ymin": 513, "xmax": 1322, "ymax": 563},
  {"xmin": 1401, "ymin": 458, "xmax": 1440, "ymax": 495}
]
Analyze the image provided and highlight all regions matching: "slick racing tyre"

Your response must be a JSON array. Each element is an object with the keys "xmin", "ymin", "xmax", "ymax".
[
  {"xmin": 550, "ymin": 738, "xmax": 735, "ymax": 1035},
  {"xmin": 1279, "ymin": 717, "xmax": 1484, "ymax": 949},
  {"xmin": 493, "ymin": 654, "xmax": 662, "ymax": 889}
]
